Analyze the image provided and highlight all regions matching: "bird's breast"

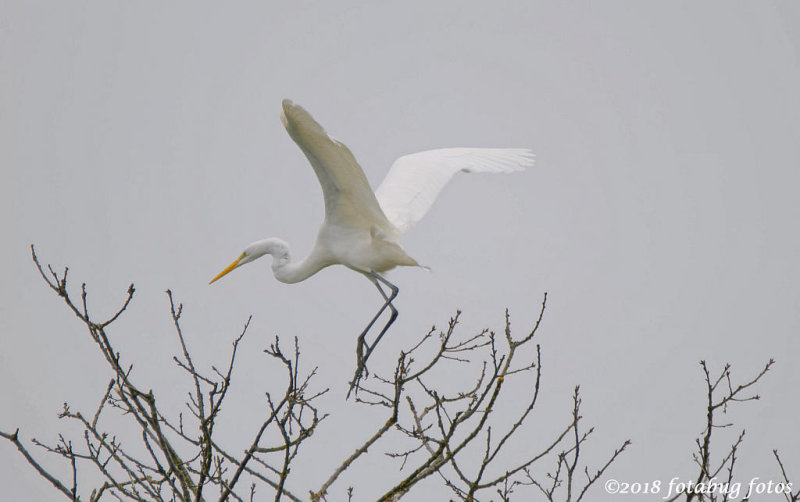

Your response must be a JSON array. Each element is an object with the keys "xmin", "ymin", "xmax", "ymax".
[{"xmin": 318, "ymin": 223, "xmax": 416, "ymax": 273}]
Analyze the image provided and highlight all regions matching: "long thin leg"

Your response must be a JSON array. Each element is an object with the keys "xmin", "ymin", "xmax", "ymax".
[
  {"xmin": 365, "ymin": 274, "xmax": 398, "ymax": 357},
  {"xmin": 348, "ymin": 272, "xmax": 399, "ymax": 397},
  {"xmin": 353, "ymin": 279, "xmax": 394, "ymax": 357}
]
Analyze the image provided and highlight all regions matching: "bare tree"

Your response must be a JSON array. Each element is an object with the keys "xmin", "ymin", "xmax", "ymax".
[
  {"xmin": 2, "ymin": 247, "xmax": 327, "ymax": 502},
  {"xmin": 0, "ymin": 247, "xmax": 632, "ymax": 500},
  {"xmin": 5, "ymin": 248, "xmax": 796, "ymax": 501},
  {"xmin": 663, "ymin": 360, "xmax": 799, "ymax": 502},
  {"xmin": 312, "ymin": 302, "xmax": 631, "ymax": 502}
]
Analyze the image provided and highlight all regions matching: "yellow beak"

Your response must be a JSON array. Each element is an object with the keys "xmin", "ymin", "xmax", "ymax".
[{"xmin": 210, "ymin": 253, "xmax": 244, "ymax": 284}]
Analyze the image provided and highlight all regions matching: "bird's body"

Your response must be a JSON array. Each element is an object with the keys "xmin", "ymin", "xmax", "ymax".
[
  {"xmin": 212, "ymin": 100, "xmax": 533, "ymax": 285},
  {"xmin": 211, "ymin": 99, "xmax": 533, "ymax": 392},
  {"xmin": 247, "ymin": 224, "xmax": 415, "ymax": 287}
]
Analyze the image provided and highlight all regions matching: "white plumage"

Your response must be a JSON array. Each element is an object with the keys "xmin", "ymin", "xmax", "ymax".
[
  {"xmin": 376, "ymin": 148, "xmax": 534, "ymax": 234},
  {"xmin": 210, "ymin": 99, "xmax": 533, "ymax": 391},
  {"xmin": 211, "ymin": 99, "xmax": 534, "ymax": 286}
]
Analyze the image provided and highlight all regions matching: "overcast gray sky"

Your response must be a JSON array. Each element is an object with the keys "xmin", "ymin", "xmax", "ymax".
[{"xmin": 2, "ymin": 1, "xmax": 799, "ymax": 500}]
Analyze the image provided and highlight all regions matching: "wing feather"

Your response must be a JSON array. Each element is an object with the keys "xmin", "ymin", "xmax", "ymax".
[
  {"xmin": 281, "ymin": 100, "xmax": 392, "ymax": 231},
  {"xmin": 375, "ymin": 148, "xmax": 534, "ymax": 234}
]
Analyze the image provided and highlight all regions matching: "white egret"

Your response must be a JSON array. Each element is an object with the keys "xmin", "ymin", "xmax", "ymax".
[{"xmin": 211, "ymin": 99, "xmax": 534, "ymax": 392}]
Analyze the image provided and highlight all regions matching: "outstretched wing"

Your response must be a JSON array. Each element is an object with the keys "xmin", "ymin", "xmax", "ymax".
[
  {"xmin": 375, "ymin": 148, "xmax": 534, "ymax": 234},
  {"xmin": 281, "ymin": 100, "xmax": 393, "ymax": 231}
]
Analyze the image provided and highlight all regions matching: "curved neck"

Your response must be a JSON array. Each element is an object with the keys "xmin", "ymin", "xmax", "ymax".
[
  {"xmin": 249, "ymin": 238, "xmax": 329, "ymax": 284},
  {"xmin": 273, "ymin": 255, "xmax": 328, "ymax": 284}
]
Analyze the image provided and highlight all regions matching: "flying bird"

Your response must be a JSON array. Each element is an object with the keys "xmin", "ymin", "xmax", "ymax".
[{"xmin": 211, "ymin": 99, "xmax": 534, "ymax": 392}]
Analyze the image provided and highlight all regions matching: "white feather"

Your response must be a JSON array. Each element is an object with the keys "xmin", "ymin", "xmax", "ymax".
[
  {"xmin": 212, "ymin": 101, "xmax": 534, "ymax": 393},
  {"xmin": 375, "ymin": 148, "xmax": 535, "ymax": 234},
  {"xmin": 213, "ymin": 102, "xmax": 533, "ymax": 282}
]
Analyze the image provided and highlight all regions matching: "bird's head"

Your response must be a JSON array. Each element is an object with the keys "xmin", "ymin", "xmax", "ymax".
[{"xmin": 209, "ymin": 239, "xmax": 290, "ymax": 284}]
